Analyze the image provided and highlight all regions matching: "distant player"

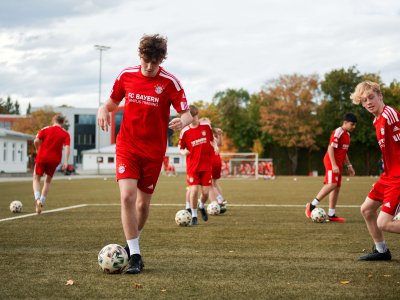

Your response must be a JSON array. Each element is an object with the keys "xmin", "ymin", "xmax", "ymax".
[
  {"xmin": 305, "ymin": 113, "xmax": 357, "ymax": 222},
  {"xmin": 351, "ymin": 81, "xmax": 400, "ymax": 261},
  {"xmin": 179, "ymin": 106, "xmax": 214, "ymax": 225},
  {"xmin": 97, "ymin": 34, "xmax": 192, "ymax": 274},
  {"xmin": 200, "ymin": 118, "xmax": 227, "ymax": 213},
  {"xmin": 33, "ymin": 114, "xmax": 70, "ymax": 214}
]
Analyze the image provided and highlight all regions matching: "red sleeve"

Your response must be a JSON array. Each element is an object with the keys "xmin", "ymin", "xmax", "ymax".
[
  {"xmin": 64, "ymin": 132, "xmax": 71, "ymax": 146},
  {"xmin": 36, "ymin": 128, "xmax": 46, "ymax": 140},
  {"xmin": 109, "ymin": 75, "xmax": 126, "ymax": 104},
  {"xmin": 171, "ymin": 89, "xmax": 189, "ymax": 113},
  {"xmin": 179, "ymin": 134, "xmax": 186, "ymax": 150}
]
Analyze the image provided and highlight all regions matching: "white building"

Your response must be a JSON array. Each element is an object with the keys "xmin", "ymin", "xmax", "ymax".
[
  {"xmin": 0, "ymin": 128, "xmax": 34, "ymax": 173},
  {"xmin": 81, "ymin": 145, "xmax": 187, "ymax": 175}
]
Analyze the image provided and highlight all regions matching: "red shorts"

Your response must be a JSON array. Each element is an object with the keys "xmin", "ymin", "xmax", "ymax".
[
  {"xmin": 116, "ymin": 150, "xmax": 162, "ymax": 194},
  {"xmin": 323, "ymin": 164, "xmax": 343, "ymax": 187},
  {"xmin": 34, "ymin": 161, "xmax": 59, "ymax": 177},
  {"xmin": 187, "ymin": 171, "xmax": 212, "ymax": 186},
  {"xmin": 212, "ymin": 155, "xmax": 222, "ymax": 180},
  {"xmin": 368, "ymin": 177, "xmax": 400, "ymax": 216}
]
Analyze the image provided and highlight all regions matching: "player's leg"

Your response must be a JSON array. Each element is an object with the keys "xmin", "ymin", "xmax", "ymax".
[
  {"xmin": 198, "ymin": 185, "xmax": 210, "ymax": 222},
  {"xmin": 185, "ymin": 186, "xmax": 191, "ymax": 213},
  {"xmin": 377, "ymin": 211, "xmax": 400, "ymax": 233},
  {"xmin": 327, "ymin": 185, "xmax": 346, "ymax": 222},
  {"xmin": 32, "ymin": 163, "xmax": 44, "ymax": 214},
  {"xmin": 189, "ymin": 185, "xmax": 200, "ymax": 225},
  {"xmin": 213, "ymin": 179, "xmax": 227, "ymax": 213},
  {"xmin": 305, "ymin": 182, "xmax": 337, "ymax": 218},
  {"xmin": 118, "ymin": 178, "xmax": 143, "ymax": 273},
  {"xmin": 359, "ymin": 197, "xmax": 390, "ymax": 260}
]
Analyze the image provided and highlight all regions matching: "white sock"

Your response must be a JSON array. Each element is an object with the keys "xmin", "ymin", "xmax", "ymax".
[
  {"xmin": 34, "ymin": 192, "xmax": 41, "ymax": 200},
  {"xmin": 185, "ymin": 201, "xmax": 190, "ymax": 209},
  {"xmin": 191, "ymin": 208, "xmax": 198, "ymax": 218},
  {"xmin": 375, "ymin": 241, "xmax": 388, "ymax": 253},
  {"xmin": 40, "ymin": 196, "xmax": 46, "ymax": 205},
  {"xmin": 328, "ymin": 209, "xmax": 335, "ymax": 217},
  {"xmin": 127, "ymin": 237, "xmax": 140, "ymax": 255},
  {"xmin": 311, "ymin": 198, "xmax": 320, "ymax": 206},
  {"xmin": 198, "ymin": 202, "xmax": 204, "ymax": 209},
  {"xmin": 216, "ymin": 195, "xmax": 224, "ymax": 204}
]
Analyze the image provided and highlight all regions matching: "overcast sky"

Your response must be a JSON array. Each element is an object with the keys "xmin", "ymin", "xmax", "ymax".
[{"xmin": 0, "ymin": 0, "xmax": 399, "ymax": 115}]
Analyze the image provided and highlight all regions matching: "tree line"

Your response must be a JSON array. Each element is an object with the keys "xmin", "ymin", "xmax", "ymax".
[
  {"xmin": 190, "ymin": 66, "xmax": 400, "ymax": 176},
  {"xmin": 4, "ymin": 66, "xmax": 399, "ymax": 175}
]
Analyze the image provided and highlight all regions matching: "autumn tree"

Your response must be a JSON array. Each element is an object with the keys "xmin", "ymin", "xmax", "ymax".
[
  {"xmin": 13, "ymin": 109, "xmax": 69, "ymax": 135},
  {"xmin": 259, "ymin": 74, "xmax": 322, "ymax": 174}
]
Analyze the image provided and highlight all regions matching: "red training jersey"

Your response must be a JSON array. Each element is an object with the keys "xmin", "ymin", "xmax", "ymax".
[
  {"xmin": 36, "ymin": 125, "xmax": 70, "ymax": 163},
  {"xmin": 323, "ymin": 127, "xmax": 350, "ymax": 169},
  {"xmin": 374, "ymin": 105, "xmax": 400, "ymax": 178},
  {"xmin": 179, "ymin": 121, "xmax": 214, "ymax": 174},
  {"xmin": 110, "ymin": 66, "xmax": 189, "ymax": 161}
]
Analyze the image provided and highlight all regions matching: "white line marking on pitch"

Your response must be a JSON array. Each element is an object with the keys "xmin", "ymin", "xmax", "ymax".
[
  {"xmin": 0, "ymin": 203, "xmax": 360, "ymax": 222},
  {"xmin": 0, "ymin": 204, "xmax": 88, "ymax": 222}
]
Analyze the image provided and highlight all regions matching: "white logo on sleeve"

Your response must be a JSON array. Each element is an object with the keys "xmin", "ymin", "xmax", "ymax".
[
  {"xmin": 384, "ymin": 202, "xmax": 391, "ymax": 208},
  {"xmin": 118, "ymin": 164, "xmax": 126, "ymax": 174}
]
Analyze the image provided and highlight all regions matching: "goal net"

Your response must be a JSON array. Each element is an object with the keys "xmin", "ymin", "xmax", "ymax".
[{"xmin": 219, "ymin": 152, "xmax": 275, "ymax": 180}]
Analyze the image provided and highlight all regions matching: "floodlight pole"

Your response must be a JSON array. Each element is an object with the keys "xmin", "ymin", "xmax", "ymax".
[{"xmin": 94, "ymin": 45, "xmax": 111, "ymax": 175}]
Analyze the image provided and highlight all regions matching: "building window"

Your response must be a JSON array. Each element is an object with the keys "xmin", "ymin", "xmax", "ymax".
[
  {"xmin": 3, "ymin": 142, "xmax": 6, "ymax": 161},
  {"xmin": 108, "ymin": 157, "xmax": 114, "ymax": 163},
  {"xmin": 75, "ymin": 114, "xmax": 96, "ymax": 125},
  {"xmin": 5, "ymin": 121, "xmax": 11, "ymax": 129},
  {"xmin": 20, "ymin": 144, "xmax": 24, "ymax": 161},
  {"xmin": 173, "ymin": 157, "xmax": 180, "ymax": 164},
  {"xmin": 12, "ymin": 143, "xmax": 15, "ymax": 161}
]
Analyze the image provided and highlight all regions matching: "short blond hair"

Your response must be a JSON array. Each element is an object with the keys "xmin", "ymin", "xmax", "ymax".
[{"xmin": 350, "ymin": 81, "xmax": 381, "ymax": 105}]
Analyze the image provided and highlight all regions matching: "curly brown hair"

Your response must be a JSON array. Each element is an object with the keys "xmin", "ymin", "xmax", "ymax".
[{"xmin": 138, "ymin": 34, "xmax": 168, "ymax": 63}]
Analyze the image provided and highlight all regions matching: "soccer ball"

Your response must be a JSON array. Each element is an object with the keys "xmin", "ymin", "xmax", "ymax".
[
  {"xmin": 207, "ymin": 202, "xmax": 221, "ymax": 215},
  {"xmin": 175, "ymin": 209, "xmax": 192, "ymax": 226},
  {"xmin": 311, "ymin": 207, "xmax": 328, "ymax": 223},
  {"xmin": 393, "ymin": 213, "xmax": 400, "ymax": 221},
  {"xmin": 9, "ymin": 200, "xmax": 23, "ymax": 213},
  {"xmin": 98, "ymin": 244, "xmax": 128, "ymax": 274}
]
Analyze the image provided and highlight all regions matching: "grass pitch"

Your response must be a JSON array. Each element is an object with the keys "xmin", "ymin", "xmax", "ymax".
[{"xmin": 0, "ymin": 175, "xmax": 399, "ymax": 299}]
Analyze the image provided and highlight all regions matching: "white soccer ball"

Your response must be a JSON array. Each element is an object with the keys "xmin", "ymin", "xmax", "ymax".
[
  {"xmin": 311, "ymin": 207, "xmax": 328, "ymax": 223},
  {"xmin": 207, "ymin": 202, "xmax": 221, "ymax": 215},
  {"xmin": 175, "ymin": 209, "xmax": 192, "ymax": 226},
  {"xmin": 9, "ymin": 200, "xmax": 23, "ymax": 213},
  {"xmin": 98, "ymin": 244, "xmax": 128, "ymax": 274}
]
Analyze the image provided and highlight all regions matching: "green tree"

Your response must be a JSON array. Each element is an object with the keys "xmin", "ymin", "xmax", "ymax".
[
  {"xmin": 259, "ymin": 74, "xmax": 322, "ymax": 174},
  {"xmin": 26, "ymin": 102, "xmax": 32, "ymax": 115},
  {"xmin": 212, "ymin": 88, "xmax": 261, "ymax": 152}
]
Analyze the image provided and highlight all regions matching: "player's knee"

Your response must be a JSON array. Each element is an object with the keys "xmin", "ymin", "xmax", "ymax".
[{"xmin": 377, "ymin": 219, "xmax": 389, "ymax": 231}]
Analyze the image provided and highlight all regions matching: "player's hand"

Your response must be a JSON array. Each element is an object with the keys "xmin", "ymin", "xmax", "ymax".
[
  {"xmin": 62, "ymin": 162, "xmax": 68, "ymax": 171},
  {"xmin": 332, "ymin": 165, "xmax": 339, "ymax": 174},
  {"xmin": 97, "ymin": 105, "xmax": 111, "ymax": 132},
  {"xmin": 348, "ymin": 165, "xmax": 355, "ymax": 176},
  {"xmin": 169, "ymin": 118, "xmax": 183, "ymax": 131},
  {"xmin": 215, "ymin": 128, "xmax": 223, "ymax": 135}
]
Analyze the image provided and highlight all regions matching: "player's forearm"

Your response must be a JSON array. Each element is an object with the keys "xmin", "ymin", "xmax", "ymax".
[
  {"xmin": 65, "ymin": 146, "xmax": 70, "ymax": 163},
  {"xmin": 102, "ymin": 98, "xmax": 118, "ymax": 112},
  {"xmin": 327, "ymin": 146, "xmax": 337, "ymax": 167},
  {"xmin": 34, "ymin": 138, "xmax": 41, "ymax": 151},
  {"xmin": 180, "ymin": 110, "xmax": 193, "ymax": 128}
]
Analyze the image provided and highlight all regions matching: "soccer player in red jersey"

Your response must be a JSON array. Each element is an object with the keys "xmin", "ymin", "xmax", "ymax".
[
  {"xmin": 199, "ymin": 118, "xmax": 227, "ymax": 213},
  {"xmin": 33, "ymin": 114, "xmax": 70, "ymax": 214},
  {"xmin": 351, "ymin": 81, "xmax": 400, "ymax": 261},
  {"xmin": 305, "ymin": 113, "xmax": 357, "ymax": 222},
  {"xmin": 179, "ymin": 106, "xmax": 214, "ymax": 225},
  {"xmin": 97, "ymin": 34, "xmax": 192, "ymax": 274}
]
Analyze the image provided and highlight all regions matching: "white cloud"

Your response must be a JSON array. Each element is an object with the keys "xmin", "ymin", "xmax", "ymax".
[{"xmin": 0, "ymin": 0, "xmax": 399, "ymax": 114}]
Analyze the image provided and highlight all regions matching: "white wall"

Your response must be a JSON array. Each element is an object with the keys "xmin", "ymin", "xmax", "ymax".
[
  {"xmin": 81, "ymin": 153, "xmax": 116, "ymax": 174},
  {"xmin": 0, "ymin": 137, "xmax": 29, "ymax": 173}
]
